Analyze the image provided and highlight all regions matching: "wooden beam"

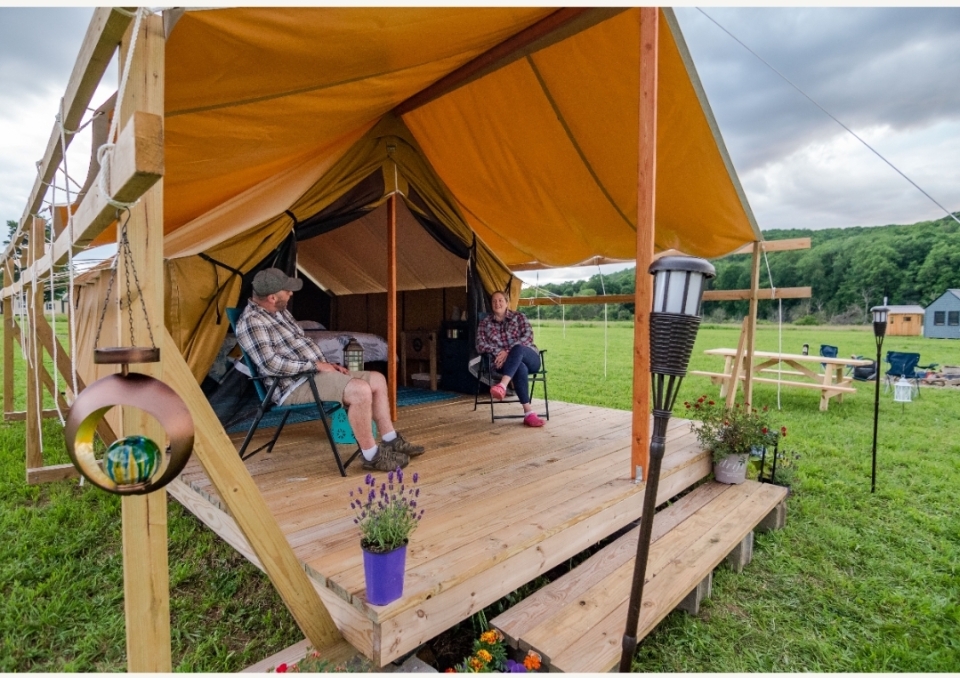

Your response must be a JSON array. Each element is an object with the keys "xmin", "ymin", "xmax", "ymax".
[
  {"xmin": 25, "ymin": 218, "xmax": 45, "ymax": 472},
  {"xmin": 15, "ymin": 8, "xmax": 134, "ymax": 245},
  {"xmin": 387, "ymin": 194, "xmax": 398, "ymax": 422},
  {"xmin": 394, "ymin": 8, "xmax": 592, "ymax": 116},
  {"xmin": 702, "ymin": 287, "xmax": 811, "ymax": 302},
  {"xmin": 115, "ymin": 15, "xmax": 171, "ymax": 673},
  {"xmin": 2, "ymin": 111, "xmax": 163, "ymax": 299},
  {"xmin": 632, "ymin": 8, "xmax": 657, "ymax": 482},
  {"xmin": 3, "ymin": 260, "xmax": 14, "ymax": 417},
  {"xmin": 731, "ymin": 237, "xmax": 811, "ymax": 255},
  {"xmin": 5, "ymin": 409, "xmax": 60, "ymax": 421},
  {"xmin": 27, "ymin": 462, "xmax": 83, "ymax": 485},
  {"xmin": 6, "ymin": 320, "xmax": 71, "ymax": 425},
  {"xmin": 161, "ymin": 328, "xmax": 343, "ymax": 651},
  {"xmin": 743, "ymin": 242, "xmax": 761, "ymax": 405}
]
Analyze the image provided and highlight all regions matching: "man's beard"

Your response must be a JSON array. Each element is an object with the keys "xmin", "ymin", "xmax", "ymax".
[{"xmin": 275, "ymin": 297, "xmax": 288, "ymax": 313}]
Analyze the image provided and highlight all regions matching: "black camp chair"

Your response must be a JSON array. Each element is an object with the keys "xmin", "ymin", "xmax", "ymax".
[
  {"xmin": 473, "ymin": 350, "xmax": 549, "ymax": 423},
  {"xmin": 225, "ymin": 307, "xmax": 359, "ymax": 476},
  {"xmin": 884, "ymin": 351, "xmax": 936, "ymax": 398}
]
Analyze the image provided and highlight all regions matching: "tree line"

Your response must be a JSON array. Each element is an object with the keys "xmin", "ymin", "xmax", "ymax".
[{"xmin": 519, "ymin": 213, "xmax": 960, "ymax": 324}]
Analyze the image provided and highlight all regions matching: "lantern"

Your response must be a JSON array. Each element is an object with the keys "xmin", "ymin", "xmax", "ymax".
[
  {"xmin": 893, "ymin": 376, "xmax": 913, "ymax": 404},
  {"xmin": 620, "ymin": 255, "xmax": 715, "ymax": 671},
  {"xmin": 344, "ymin": 338, "xmax": 364, "ymax": 373}
]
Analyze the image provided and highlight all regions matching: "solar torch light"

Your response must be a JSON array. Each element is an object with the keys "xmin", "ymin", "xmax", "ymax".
[
  {"xmin": 619, "ymin": 255, "xmax": 715, "ymax": 672},
  {"xmin": 869, "ymin": 305, "xmax": 888, "ymax": 494}
]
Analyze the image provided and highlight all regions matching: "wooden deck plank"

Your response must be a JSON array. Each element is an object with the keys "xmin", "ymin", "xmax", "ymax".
[
  {"xmin": 548, "ymin": 482, "xmax": 788, "ymax": 673},
  {"xmin": 168, "ymin": 397, "xmax": 712, "ymax": 667},
  {"xmin": 492, "ymin": 481, "xmax": 728, "ymax": 648}
]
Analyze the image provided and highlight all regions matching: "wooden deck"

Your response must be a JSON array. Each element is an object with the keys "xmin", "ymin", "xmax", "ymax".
[{"xmin": 169, "ymin": 394, "xmax": 711, "ymax": 667}]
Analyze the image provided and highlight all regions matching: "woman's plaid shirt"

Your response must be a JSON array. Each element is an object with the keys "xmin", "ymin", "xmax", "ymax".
[
  {"xmin": 235, "ymin": 300, "xmax": 327, "ymax": 404},
  {"xmin": 476, "ymin": 309, "xmax": 536, "ymax": 356}
]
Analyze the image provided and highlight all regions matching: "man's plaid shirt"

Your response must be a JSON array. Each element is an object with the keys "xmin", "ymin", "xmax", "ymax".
[
  {"xmin": 476, "ymin": 309, "xmax": 536, "ymax": 356},
  {"xmin": 235, "ymin": 299, "xmax": 327, "ymax": 404}
]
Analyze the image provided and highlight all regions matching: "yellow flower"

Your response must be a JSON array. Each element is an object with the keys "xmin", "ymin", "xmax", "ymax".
[
  {"xmin": 479, "ymin": 630, "xmax": 499, "ymax": 644},
  {"xmin": 476, "ymin": 649, "xmax": 492, "ymax": 664},
  {"xmin": 523, "ymin": 651, "xmax": 542, "ymax": 671},
  {"xmin": 467, "ymin": 657, "xmax": 483, "ymax": 671}
]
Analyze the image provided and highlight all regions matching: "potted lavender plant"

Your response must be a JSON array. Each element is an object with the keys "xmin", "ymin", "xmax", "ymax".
[{"xmin": 350, "ymin": 468, "xmax": 424, "ymax": 605}]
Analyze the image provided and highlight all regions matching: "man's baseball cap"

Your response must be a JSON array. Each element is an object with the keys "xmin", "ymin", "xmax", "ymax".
[{"xmin": 252, "ymin": 268, "xmax": 303, "ymax": 296}]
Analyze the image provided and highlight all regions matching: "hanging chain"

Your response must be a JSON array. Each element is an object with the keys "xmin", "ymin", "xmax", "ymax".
[{"xmin": 93, "ymin": 209, "xmax": 157, "ymax": 350}]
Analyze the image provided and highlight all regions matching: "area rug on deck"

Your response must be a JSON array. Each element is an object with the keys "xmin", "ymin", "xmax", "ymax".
[{"xmin": 209, "ymin": 370, "xmax": 459, "ymax": 434}]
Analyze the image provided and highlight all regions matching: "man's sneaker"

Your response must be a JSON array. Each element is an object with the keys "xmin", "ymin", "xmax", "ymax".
[
  {"xmin": 384, "ymin": 432, "xmax": 425, "ymax": 457},
  {"xmin": 362, "ymin": 443, "xmax": 410, "ymax": 471}
]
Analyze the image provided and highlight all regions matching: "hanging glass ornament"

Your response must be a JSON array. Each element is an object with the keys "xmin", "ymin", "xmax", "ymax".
[{"xmin": 65, "ymin": 214, "xmax": 194, "ymax": 495}]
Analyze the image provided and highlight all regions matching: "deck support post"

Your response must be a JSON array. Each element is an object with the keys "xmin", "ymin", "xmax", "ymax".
[
  {"xmin": 25, "ymin": 217, "xmax": 45, "ymax": 475},
  {"xmin": 758, "ymin": 500, "xmax": 786, "ymax": 532},
  {"xmin": 677, "ymin": 571, "xmax": 712, "ymax": 615},
  {"xmin": 630, "ymin": 6, "xmax": 658, "ymax": 482},
  {"xmin": 725, "ymin": 530, "xmax": 754, "ymax": 574},
  {"xmin": 387, "ymin": 192, "xmax": 398, "ymax": 421},
  {"xmin": 3, "ymin": 259, "xmax": 13, "ymax": 418},
  {"xmin": 115, "ymin": 14, "xmax": 172, "ymax": 673}
]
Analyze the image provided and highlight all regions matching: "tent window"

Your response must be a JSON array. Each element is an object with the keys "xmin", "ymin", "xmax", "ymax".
[{"xmin": 934, "ymin": 311, "xmax": 945, "ymax": 326}]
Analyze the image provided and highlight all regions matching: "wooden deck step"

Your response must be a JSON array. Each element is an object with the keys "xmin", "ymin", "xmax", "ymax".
[{"xmin": 491, "ymin": 479, "xmax": 788, "ymax": 673}]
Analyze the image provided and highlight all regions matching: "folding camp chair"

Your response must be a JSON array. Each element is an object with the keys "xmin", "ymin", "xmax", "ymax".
[
  {"xmin": 884, "ymin": 351, "xmax": 936, "ymax": 398},
  {"xmin": 819, "ymin": 344, "xmax": 839, "ymax": 371},
  {"xmin": 473, "ymin": 350, "xmax": 549, "ymax": 423},
  {"xmin": 225, "ymin": 307, "xmax": 359, "ymax": 476}
]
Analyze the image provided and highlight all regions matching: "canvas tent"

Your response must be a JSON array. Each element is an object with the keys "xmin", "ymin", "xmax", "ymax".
[{"xmin": 68, "ymin": 6, "xmax": 759, "ymax": 388}]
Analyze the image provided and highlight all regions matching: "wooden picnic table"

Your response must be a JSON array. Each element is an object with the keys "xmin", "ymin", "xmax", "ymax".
[{"xmin": 691, "ymin": 348, "xmax": 874, "ymax": 411}]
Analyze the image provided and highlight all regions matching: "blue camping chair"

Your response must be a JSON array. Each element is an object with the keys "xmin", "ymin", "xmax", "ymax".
[
  {"xmin": 819, "ymin": 344, "xmax": 839, "ymax": 371},
  {"xmin": 225, "ymin": 307, "xmax": 360, "ymax": 476},
  {"xmin": 884, "ymin": 351, "xmax": 935, "ymax": 398}
]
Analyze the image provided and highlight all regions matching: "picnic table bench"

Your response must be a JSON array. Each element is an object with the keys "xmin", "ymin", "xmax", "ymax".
[
  {"xmin": 691, "ymin": 348, "xmax": 874, "ymax": 411},
  {"xmin": 491, "ymin": 438, "xmax": 788, "ymax": 672}
]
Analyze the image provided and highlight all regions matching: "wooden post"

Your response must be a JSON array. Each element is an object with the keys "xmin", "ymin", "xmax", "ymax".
[
  {"xmin": 387, "ymin": 193, "xmax": 398, "ymax": 422},
  {"xmin": 743, "ymin": 241, "xmax": 761, "ymax": 405},
  {"xmin": 116, "ymin": 14, "xmax": 171, "ymax": 673},
  {"xmin": 724, "ymin": 316, "xmax": 749, "ymax": 408},
  {"xmin": 631, "ymin": 7, "xmax": 657, "ymax": 481},
  {"xmin": 3, "ymin": 259, "xmax": 14, "ymax": 418},
  {"xmin": 25, "ymin": 217, "xmax": 46, "ymax": 474}
]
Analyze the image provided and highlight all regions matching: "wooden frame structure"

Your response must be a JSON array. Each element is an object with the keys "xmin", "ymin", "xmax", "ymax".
[{"xmin": 0, "ymin": 7, "xmax": 769, "ymax": 668}]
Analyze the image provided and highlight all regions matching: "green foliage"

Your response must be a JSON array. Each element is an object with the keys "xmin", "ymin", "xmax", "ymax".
[
  {"xmin": 793, "ymin": 314, "xmax": 819, "ymax": 325},
  {"xmin": 521, "ymin": 213, "xmax": 960, "ymax": 324},
  {"xmin": 351, "ymin": 468, "xmax": 423, "ymax": 553}
]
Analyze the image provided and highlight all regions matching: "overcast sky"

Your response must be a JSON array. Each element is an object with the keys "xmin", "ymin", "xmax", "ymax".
[{"xmin": 1, "ymin": 6, "xmax": 958, "ymax": 285}]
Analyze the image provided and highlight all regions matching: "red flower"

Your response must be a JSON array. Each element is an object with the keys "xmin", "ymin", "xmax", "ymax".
[
  {"xmin": 276, "ymin": 663, "xmax": 288, "ymax": 673},
  {"xmin": 445, "ymin": 669, "xmax": 457, "ymax": 673},
  {"xmin": 708, "ymin": 400, "xmax": 715, "ymax": 406},
  {"xmin": 762, "ymin": 427, "xmax": 768, "ymax": 434},
  {"xmin": 781, "ymin": 426, "xmax": 787, "ymax": 437}
]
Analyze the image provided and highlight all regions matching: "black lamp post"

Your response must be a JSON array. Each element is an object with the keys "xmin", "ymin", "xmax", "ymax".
[
  {"xmin": 619, "ymin": 255, "xmax": 715, "ymax": 672},
  {"xmin": 869, "ymin": 305, "xmax": 888, "ymax": 493}
]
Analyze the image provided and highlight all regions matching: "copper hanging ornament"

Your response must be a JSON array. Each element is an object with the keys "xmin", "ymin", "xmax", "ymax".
[{"xmin": 65, "ymin": 213, "xmax": 194, "ymax": 495}]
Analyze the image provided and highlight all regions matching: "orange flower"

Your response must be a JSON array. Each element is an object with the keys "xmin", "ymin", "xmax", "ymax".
[
  {"xmin": 480, "ymin": 630, "xmax": 499, "ymax": 644},
  {"xmin": 468, "ymin": 657, "xmax": 483, "ymax": 671},
  {"xmin": 445, "ymin": 669, "xmax": 457, "ymax": 673},
  {"xmin": 476, "ymin": 649, "xmax": 493, "ymax": 664},
  {"xmin": 523, "ymin": 651, "xmax": 542, "ymax": 671}
]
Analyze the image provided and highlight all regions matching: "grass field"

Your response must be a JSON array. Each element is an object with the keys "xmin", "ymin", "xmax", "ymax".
[{"xmin": 2, "ymin": 319, "xmax": 959, "ymax": 671}]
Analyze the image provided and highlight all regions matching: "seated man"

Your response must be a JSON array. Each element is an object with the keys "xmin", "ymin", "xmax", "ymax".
[{"xmin": 235, "ymin": 268, "xmax": 423, "ymax": 471}]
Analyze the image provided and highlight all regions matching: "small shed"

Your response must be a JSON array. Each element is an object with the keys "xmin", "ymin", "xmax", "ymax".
[
  {"xmin": 885, "ymin": 305, "xmax": 925, "ymax": 336},
  {"xmin": 924, "ymin": 290, "xmax": 960, "ymax": 339}
]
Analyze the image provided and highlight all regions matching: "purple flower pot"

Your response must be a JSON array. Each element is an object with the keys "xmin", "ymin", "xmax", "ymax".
[{"xmin": 362, "ymin": 543, "xmax": 407, "ymax": 605}]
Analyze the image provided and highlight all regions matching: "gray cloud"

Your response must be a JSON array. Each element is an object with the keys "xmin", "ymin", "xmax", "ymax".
[
  {"xmin": 675, "ymin": 7, "xmax": 960, "ymax": 172},
  {"xmin": 0, "ymin": 8, "xmax": 94, "ymax": 93}
]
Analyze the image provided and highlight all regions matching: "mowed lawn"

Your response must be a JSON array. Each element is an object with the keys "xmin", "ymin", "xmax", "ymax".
[{"xmin": 2, "ymin": 319, "xmax": 959, "ymax": 671}]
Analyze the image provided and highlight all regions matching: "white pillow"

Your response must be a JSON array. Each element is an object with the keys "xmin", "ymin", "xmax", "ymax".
[{"xmin": 297, "ymin": 320, "xmax": 326, "ymax": 330}]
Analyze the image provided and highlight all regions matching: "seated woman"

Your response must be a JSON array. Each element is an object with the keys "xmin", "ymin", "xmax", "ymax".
[{"xmin": 476, "ymin": 291, "xmax": 545, "ymax": 427}]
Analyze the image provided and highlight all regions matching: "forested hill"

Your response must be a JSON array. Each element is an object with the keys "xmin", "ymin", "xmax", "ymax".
[{"xmin": 519, "ymin": 213, "xmax": 960, "ymax": 324}]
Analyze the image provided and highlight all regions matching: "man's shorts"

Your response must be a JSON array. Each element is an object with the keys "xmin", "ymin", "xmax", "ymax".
[{"xmin": 284, "ymin": 370, "xmax": 372, "ymax": 405}]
